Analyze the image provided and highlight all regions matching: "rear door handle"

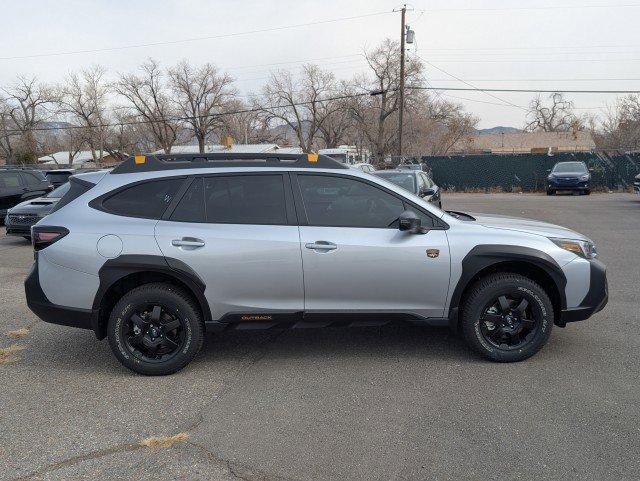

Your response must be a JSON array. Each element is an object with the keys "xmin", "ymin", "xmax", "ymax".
[
  {"xmin": 172, "ymin": 237, "xmax": 205, "ymax": 248},
  {"xmin": 305, "ymin": 241, "xmax": 337, "ymax": 251}
]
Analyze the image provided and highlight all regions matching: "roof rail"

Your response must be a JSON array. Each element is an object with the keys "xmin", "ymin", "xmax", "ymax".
[{"xmin": 111, "ymin": 152, "xmax": 349, "ymax": 174}]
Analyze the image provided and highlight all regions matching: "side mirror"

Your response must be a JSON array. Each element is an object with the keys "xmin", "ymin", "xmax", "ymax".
[
  {"xmin": 398, "ymin": 210, "xmax": 427, "ymax": 234},
  {"xmin": 422, "ymin": 188, "xmax": 436, "ymax": 197}
]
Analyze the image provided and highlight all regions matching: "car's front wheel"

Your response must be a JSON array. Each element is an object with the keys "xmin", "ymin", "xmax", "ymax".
[
  {"xmin": 107, "ymin": 283, "xmax": 204, "ymax": 375},
  {"xmin": 461, "ymin": 273, "xmax": 553, "ymax": 362}
]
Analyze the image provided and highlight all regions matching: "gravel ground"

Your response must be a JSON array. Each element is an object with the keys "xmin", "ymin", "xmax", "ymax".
[{"xmin": 1, "ymin": 192, "xmax": 639, "ymax": 481}]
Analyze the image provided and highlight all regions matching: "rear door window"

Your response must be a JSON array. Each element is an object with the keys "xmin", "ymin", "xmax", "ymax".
[
  {"xmin": 21, "ymin": 172, "xmax": 43, "ymax": 187},
  {"xmin": 204, "ymin": 174, "xmax": 287, "ymax": 225},
  {"xmin": 101, "ymin": 178, "xmax": 183, "ymax": 219},
  {"xmin": 170, "ymin": 178, "xmax": 205, "ymax": 223}
]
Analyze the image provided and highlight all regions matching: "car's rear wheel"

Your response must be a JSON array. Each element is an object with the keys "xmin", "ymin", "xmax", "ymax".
[
  {"xmin": 546, "ymin": 189, "xmax": 555, "ymax": 195},
  {"xmin": 107, "ymin": 283, "xmax": 204, "ymax": 375},
  {"xmin": 461, "ymin": 273, "xmax": 553, "ymax": 362}
]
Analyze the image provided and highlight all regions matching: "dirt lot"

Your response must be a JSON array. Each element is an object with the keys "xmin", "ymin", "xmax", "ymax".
[{"xmin": 1, "ymin": 193, "xmax": 639, "ymax": 481}]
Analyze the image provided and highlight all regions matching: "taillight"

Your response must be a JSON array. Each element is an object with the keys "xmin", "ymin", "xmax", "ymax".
[{"xmin": 31, "ymin": 226, "xmax": 69, "ymax": 251}]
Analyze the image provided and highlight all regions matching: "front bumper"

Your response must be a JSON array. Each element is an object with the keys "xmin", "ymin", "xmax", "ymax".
[
  {"xmin": 548, "ymin": 180, "xmax": 590, "ymax": 191},
  {"xmin": 560, "ymin": 258, "xmax": 608, "ymax": 324},
  {"xmin": 5, "ymin": 213, "xmax": 41, "ymax": 237},
  {"xmin": 25, "ymin": 255, "xmax": 98, "ymax": 331}
]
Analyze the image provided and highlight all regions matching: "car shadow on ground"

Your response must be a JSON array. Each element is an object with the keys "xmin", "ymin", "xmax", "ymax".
[{"xmin": 22, "ymin": 323, "xmax": 480, "ymax": 376}]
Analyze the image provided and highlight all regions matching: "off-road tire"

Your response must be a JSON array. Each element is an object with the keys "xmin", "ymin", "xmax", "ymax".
[
  {"xmin": 461, "ymin": 273, "xmax": 553, "ymax": 362},
  {"xmin": 107, "ymin": 283, "xmax": 204, "ymax": 375}
]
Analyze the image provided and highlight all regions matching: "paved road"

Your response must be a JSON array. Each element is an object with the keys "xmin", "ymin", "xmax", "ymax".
[{"xmin": 1, "ymin": 193, "xmax": 639, "ymax": 481}]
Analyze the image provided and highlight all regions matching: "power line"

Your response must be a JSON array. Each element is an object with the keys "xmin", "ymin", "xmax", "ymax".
[
  {"xmin": 0, "ymin": 11, "xmax": 392, "ymax": 61},
  {"xmin": 415, "ymin": 87, "xmax": 640, "ymax": 94},
  {"xmin": 416, "ymin": 55, "xmax": 528, "ymax": 111},
  {"xmin": 421, "ymin": 3, "xmax": 640, "ymax": 13}
]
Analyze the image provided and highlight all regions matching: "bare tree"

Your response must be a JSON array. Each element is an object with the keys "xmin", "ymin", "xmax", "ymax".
[
  {"xmin": 317, "ymin": 80, "xmax": 355, "ymax": 148},
  {"xmin": 0, "ymin": 76, "xmax": 56, "ymax": 163},
  {"xmin": 168, "ymin": 60, "xmax": 236, "ymax": 153},
  {"xmin": 594, "ymin": 94, "xmax": 640, "ymax": 150},
  {"xmin": 114, "ymin": 59, "xmax": 180, "ymax": 154},
  {"xmin": 349, "ymin": 39, "xmax": 423, "ymax": 162},
  {"xmin": 58, "ymin": 66, "xmax": 110, "ymax": 165},
  {"xmin": 219, "ymin": 99, "xmax": 280, "ymax": 145},
  {"xmin": 525, "ymin": 92, "xmax": 578, "ymax": 132},
  {"xmin": 259, "ymin": 64, "xmax": 337, "ymax": 153}
]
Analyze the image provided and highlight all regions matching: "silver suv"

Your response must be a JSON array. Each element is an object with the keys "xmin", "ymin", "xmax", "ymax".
[{"xmin": 25, "ymin": 154, "xmax": 608, "ymax": 375}]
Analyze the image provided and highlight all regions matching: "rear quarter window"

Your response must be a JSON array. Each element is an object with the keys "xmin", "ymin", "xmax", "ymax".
[{"xmin": 100, "ymin": 178, "xmax": 184, "ymax": 219}]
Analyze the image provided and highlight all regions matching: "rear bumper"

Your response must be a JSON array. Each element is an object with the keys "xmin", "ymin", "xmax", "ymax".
[
  {"xmin": 24, "ymin": 256, "xmax": 98, "ymax": 331},
  {"xmin": 560, "ymin": 259, "xmax": 608, "ymax": 324}
]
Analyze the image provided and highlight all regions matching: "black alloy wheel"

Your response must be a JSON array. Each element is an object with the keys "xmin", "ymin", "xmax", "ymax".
[
  {"xmin": 479, "ymin": 294, "xmax": 539, "ymax": 350},
  {"xmin": 123, "ymin": 304, "xmax": 185, "ymax": 363}
]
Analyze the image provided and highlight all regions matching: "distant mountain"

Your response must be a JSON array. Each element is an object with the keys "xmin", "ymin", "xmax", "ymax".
[{"xmin": 477, "ymin": 126, "xmax": 521, "ymax": 135}]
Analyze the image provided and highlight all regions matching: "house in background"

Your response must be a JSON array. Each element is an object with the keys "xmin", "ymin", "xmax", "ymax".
[
  {"xmin": 38, "ymin": 150, "xmax": 123, "ymax": 167},
  {"xmin": 450, "ymin": 131, "xmax": 596, "ymax": 155}
]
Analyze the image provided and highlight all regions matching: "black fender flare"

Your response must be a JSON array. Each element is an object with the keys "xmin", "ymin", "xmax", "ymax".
[
  {"xmin": 92, "ymin": 255, "xmax": 212, "ymax": 337},
  {"xmin": 448, "ymin": 245, "xmax": 567, "ymax": 329}
]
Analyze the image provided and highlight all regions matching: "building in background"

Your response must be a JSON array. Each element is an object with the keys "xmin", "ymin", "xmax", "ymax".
[
  {"xmin": 38, "ymin": 150, "xmax": 122, "ymax": 167},
  {"xmin": 318, "ymin": 145, "xmax": 371, "ymax": 165},
  {"xmin": 450, "ymin": 131, "xmax": 596, "ymax": 155}
]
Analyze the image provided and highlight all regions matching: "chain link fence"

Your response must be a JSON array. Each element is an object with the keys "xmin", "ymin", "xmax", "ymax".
[{"xmin": 418, "ymin": 151, "xmax": 640, "ymax": 192}]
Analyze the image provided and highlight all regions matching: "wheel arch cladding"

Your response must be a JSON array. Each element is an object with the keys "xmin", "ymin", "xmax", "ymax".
[
  {"xmin": 448, "ymin": 245, "xmax": 567, "ymax": 330},
  {"xmin": 92, "ymin": 255, "xmax": 211, "ymax": 340}
]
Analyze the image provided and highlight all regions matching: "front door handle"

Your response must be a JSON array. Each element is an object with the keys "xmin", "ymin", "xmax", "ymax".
[
  {"xmin": 305, "ymin": 241, "xmax": 337, "ymax": 251},
  {"xmin": 172, "ymin": 237, "xmax": 205, "ymax": 248}
]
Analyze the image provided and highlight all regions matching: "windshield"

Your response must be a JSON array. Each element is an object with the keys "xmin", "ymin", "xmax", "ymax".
[
  {"xmin": 552, "ymin": 162, "xmax": 587, "ymax": 174},
  {"xmin": 46, "ymin": 182, "xmax": 70, "ymax": 198},
  {"xmin": 375, "ymin": 172, "xmax": 416, "ymax": 192}
]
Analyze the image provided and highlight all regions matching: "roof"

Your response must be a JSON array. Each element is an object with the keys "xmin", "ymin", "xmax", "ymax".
[
  {"xmin": 38, "ymin": 151, "xmax": 113, "ymax": 165},
  {"xmin": 451, "ymin": 131, "xmax": 596, "ymax": 154},
  {"xmin": 152, "ymin": 144, "xmax": 302, "ymax": 155}
]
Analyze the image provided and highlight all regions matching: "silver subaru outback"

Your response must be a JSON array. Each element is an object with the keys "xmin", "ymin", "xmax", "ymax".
[{"xmin": 25, "ymin": 153, "xmax": 607, "ymax": 375}]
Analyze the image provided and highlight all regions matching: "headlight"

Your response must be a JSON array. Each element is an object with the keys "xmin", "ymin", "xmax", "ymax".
[
  {"xmin": 579, "ymin": 174, "xmax": 590, "ymax": 181},
  {"xmin": 551, "ymin": 238, "xmax": 597, "ymax": 259}
]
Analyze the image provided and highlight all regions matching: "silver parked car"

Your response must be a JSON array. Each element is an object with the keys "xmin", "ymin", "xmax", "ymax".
[{"xmin": 25, "ymin": 153, "xmax": 607, "ymax": 375}]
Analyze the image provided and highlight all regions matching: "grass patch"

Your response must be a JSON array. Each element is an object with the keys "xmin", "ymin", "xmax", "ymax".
[
  {"xmin": 139, "ymin": 432, "xmax": 190, "ymax": 449},
  {"xmin": 0, "ymin": 344, "xmax": 27, "ymax": 364},
  {"xmin": 7, "ymin": 328, "xmax": 29, "ymax": 339}
]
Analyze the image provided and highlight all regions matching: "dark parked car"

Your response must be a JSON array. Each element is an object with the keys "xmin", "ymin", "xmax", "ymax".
[
  {"xmin": 5, "ymin": 182, "xmax": 70, "ymax": 238},
  {"xmin": 0, "ymin": 168, "xmax": 53, "ymax": 221},
  {"xmin": 375, "ymin": 169, "xmax": 442, "ymax": 208},
  {"xmin": 44, "ymin": 169, "xmax": 75, "ymax": 188},
  {"xmin": 547, "ymin": 161, "xmax": 592, "ymax": 195}
]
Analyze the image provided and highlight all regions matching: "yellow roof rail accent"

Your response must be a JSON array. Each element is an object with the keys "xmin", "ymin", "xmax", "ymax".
[
  {"xmin": 307, "ymin": 153, "xmax": 318, "ymax": 163},
  {"xmin": 134, "ymin": 155, "xmax": 146, "ymax": 165}
]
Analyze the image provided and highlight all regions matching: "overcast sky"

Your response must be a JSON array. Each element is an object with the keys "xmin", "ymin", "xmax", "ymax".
[{"xmin": 1, "ymin": 0, "xmax": 639, "ymax": 128}]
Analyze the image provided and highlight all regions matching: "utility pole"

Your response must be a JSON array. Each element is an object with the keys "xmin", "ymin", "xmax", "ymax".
[{"xmin": 398, "ymin": 4, "xmax": 406, "ymax": 157}]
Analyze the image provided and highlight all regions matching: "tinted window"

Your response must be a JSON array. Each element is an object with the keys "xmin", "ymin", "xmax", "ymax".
[
  {"xmin": 298, "ymin": 174, "xmax": 405, "ymax": 228},
  {"xmin": 46, "ymin": 182, "xmax": 70, "ymax": 198},
  {"xmin": 171, "ymin": 178, "xmax": 205, "ymax": 223},
  {"xmin": 552, "ymin": 162, "xmax": 587, "ymax": 173},
  {"xmin": 46, "ymin": 172, "xmax": 72, "ymax": 182},
  {"xmin": 375, "ymin": 172, "xmax": 416, "ymax": 193},
  {"xmin": 102, "ymin": 178, "xmax": 182, "ymax": 219},
  {"xmin": 0, "ymin": 172, "xmax": 22, "ymax": 189},
  {"xmin": 204, "ymin": 175, "xmax": 286, "ymax": 225}
]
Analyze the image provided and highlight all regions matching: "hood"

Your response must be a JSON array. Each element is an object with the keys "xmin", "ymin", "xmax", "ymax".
[
  {"xmin": 470, "ymin": 212, "xmax": 590, "ymax": 241},
  {"xmin": 8, "ymin": 196, "xmax": 59, "ymax": 215}
]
